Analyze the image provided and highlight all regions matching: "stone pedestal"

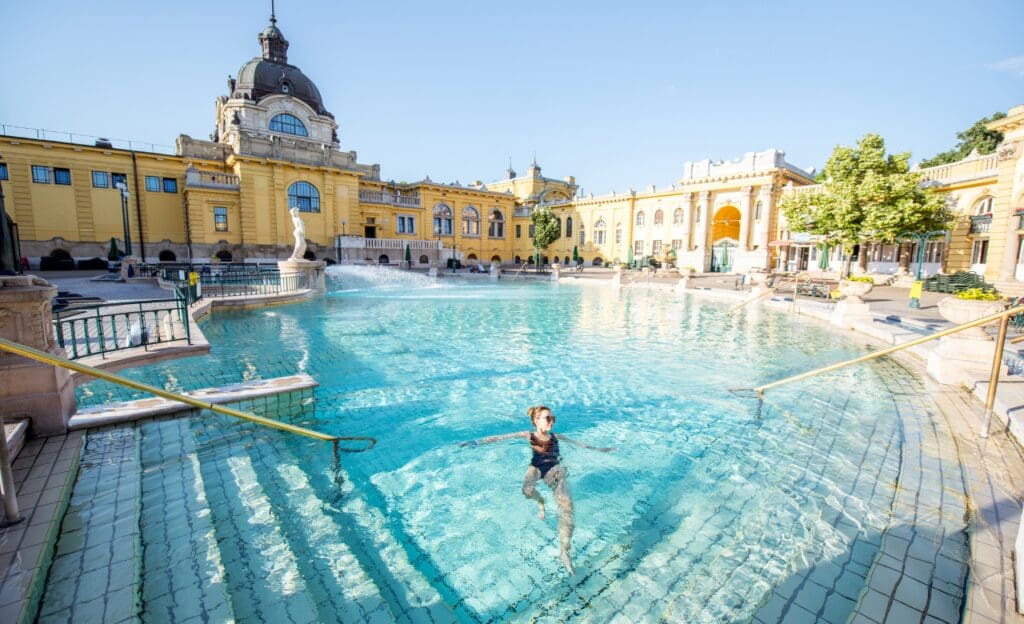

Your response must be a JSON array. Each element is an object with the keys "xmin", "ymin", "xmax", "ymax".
[
  {"xmin": 119, "ymin": 255, "xmax": 140, "ymax": 280},
  {"xmin": 489, "ymin": 265, "xmax": 501, "ymax": 280},
  {"xmin": 278, "ymin": 259, "xmax": 326, "ymax": 292},
  {"xmin": 830, "ymin": 299, "xmax": 872, "ymax": 329},
  {"xmin": 927, "ymin": 336, "xmax": 1004, "ymax": 385},
  {"xmin": 0, "ymin": 275, "xmax": 76, "ymax": 436}
]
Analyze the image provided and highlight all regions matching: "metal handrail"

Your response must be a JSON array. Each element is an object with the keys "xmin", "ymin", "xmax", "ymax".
[
  {"xmin": 728, "ymin": 287, "xmax": 775, "ymax": 314},
  {"xmin": 0, "ymin": 336, "xmax": 377, "ymax": 451},
  {"xmin": 750, "ymin": 304, "xmax": 1024, "ymax": 438}
]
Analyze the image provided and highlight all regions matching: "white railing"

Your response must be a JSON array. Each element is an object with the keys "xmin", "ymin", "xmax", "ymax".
[
  {"xmin": 185, "ymin": 169, "xmax": 240, "ymax": 190},
  {"xmin": 335, "ymin": 236, "xmax": 441, "ymax": 250},
  {"xmin": 918, "ymin": 153, "xmax": 999, "ymax": 185},
  {"xmin": 358, "ymin": 190, "xmax": 421, "ymax": 207}
]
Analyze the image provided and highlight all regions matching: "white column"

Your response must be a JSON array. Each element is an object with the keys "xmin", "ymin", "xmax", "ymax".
[
  {"xmin": 680, "ymin": 193, "xmax": 692, "ymax": 250},
  {"xmin": 696, "ymin": 191, "xmax": 710, "ymax": 270},
  {"xmin": 755, "ymin": 187, "xmax": 772, "ymax": 249},
  {"xmin": 739, "ymin": 186, "xmax": 753, "ymax": 251}
]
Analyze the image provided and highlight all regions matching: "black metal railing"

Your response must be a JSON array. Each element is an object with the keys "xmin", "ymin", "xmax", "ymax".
[
  {"xmin": 970, "ymin": 215, "xmax": 992, "ymax": 234},
  {"xmin": 53, "ymin": 287, "xmax": 191, "ymax": 360}
]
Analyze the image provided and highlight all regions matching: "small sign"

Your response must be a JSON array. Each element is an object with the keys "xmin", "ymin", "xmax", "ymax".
[
  {"xmin": 909, "ymin": 280, "xmax": 923, "ymax": 299},
  {"xmin": 188, "ymin": 272, "xmax": 199, "ymax": 286}
]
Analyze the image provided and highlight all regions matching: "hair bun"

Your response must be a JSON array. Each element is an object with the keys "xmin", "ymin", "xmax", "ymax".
[{"xmin": 527, "ymin": 406, "xmax": 538, "ymax": 418}]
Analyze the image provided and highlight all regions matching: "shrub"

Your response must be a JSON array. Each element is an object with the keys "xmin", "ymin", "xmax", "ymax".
[{"xmin": 955, "ymin": 288, "xmax": 1001, "ymax": 301}]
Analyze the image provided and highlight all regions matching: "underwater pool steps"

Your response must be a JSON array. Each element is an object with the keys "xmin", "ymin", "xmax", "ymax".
[{"xmin": 0, "ymin": 337, "xmax": 377, "ymax": 450}]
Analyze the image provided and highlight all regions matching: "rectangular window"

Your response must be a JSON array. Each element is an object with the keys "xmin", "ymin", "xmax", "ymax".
[
  {"xmin": 214, "ymin": 207, "xmax": 228, "ymax": 232},
  {"xmin": 671, "ymin": 239, "xmax": 682, "ymax": 251},
  {"xmin": 615, "ymin": 228, "xmax": 622, "ymax": 244},
  {"xmin": 92, "ymin": 171, "xmax": 109, "ymax": 188},
  {"xmin": 516, "ymin": 224, "xmax": 522, "ymax": 239},
  {"xmin": 0, "ymin": 163, "xmax": 8, "ymax": 180},
  {"xmin": 53, "ymin": 168, "xmax": 71, "ymax": 185},
  {"xmin": 634, "ymin": 240, "xmax": 644, "ymax": 255},
  {"xmin": 397, "ymin": 215, "xmax": 416, "ymax": 234},
  {"xmin": 112, "ymin": 173, "xmax": 127, "ymax": 189},
  {"xmin": 652, "ymin": 240, "xmax": 663, "ymax": 254},
  {"xmin": 528, "ymin": 224, "xmax": 535, "ymax": 239},
  {"xmin": 162, "ymin": 177, "xmax": 178, "ymax": 193},
  {"xmin": 146, "ymin": 176, "xmax": 160, "ymax": 192},
  {"xmin": 971, "ymin": 240, "xmax": 989, "ymax": 265},
  {"xmin": 31, "ymin": 165, "xmax": 50, "ymax": 183}
]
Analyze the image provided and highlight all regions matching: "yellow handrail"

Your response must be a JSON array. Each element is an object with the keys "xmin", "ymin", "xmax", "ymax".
[
  {"xmin": 754, "ymin": 304, "xmax": 1024, "ymax": 395},
  {"xmin": 728, "ymin": 288, "xmax": 775, "ymax": 314},
  {"xmin": 0, "ymin": 336, "xmax": 353, "ymax": 444}
]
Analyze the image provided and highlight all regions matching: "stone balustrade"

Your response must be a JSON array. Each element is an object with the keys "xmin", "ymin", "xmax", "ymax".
[{"xmin": 358, "ymin": 190, "xmax": 421, "ymax": 207}]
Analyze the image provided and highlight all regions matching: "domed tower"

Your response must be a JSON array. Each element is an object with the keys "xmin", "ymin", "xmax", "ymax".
[{"xmin": 208, "ymin": 11, "xmax": 361, "ymax": 169}]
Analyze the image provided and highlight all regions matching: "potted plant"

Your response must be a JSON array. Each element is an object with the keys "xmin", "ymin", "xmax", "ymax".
[
  {"xmin": 838, "ymin": 275, "xmax": 874, "ymax": 303},
  {"xmin": 937, "ymin": 288, "xmax": 1006, "ymax": 339}
]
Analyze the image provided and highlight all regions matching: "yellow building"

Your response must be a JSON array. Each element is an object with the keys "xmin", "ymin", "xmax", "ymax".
[{"xmin": 1, "ymin": 12, "xmax": 1022, "ymax": 284}]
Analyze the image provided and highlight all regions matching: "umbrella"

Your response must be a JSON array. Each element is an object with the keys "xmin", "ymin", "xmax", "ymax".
[
  {"xmin": 818, "ymin": 242, "xmax": 830, "ymax": 270},
  {"xmin": 404, "ymin": 243, "xmax": 411, "ymax": 268},
  {"xmin": 108, "ymin": 237, "xmax": 120, "ymax": 261},
  {"xmin": 572, "ymin": 245, "xmax": 579, "ymax": 262},
  {"xmin": 720, "ymin": 244, "xmax": 729, "ymax": 270}
]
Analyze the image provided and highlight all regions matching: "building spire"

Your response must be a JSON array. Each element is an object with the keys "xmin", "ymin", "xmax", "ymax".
[{"xmin": 270, "ymin": 0, "xmax": 277, "ymax": 24}]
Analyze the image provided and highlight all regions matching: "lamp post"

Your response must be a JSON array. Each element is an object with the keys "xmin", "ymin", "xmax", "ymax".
[
  {"xmin": 115, "ymin": 181, "xmax": 132, "ymax": 256},
  {"xmin": 898, "ymin": 230, "xmax": 946, "ymax": 309}
]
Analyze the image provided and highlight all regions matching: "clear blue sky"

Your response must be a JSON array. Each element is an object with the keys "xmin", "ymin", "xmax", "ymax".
[{"xmin": 2, "ymin": 0, "xmax": 1022, "ymax": 194}]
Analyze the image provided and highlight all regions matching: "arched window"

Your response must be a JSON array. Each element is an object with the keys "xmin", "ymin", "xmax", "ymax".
[
  {"xmin": 594, "ymin": 219, "xmax": 607, "ymax": 245},
  {"xmin": 418, "ymin": 254, "xmax": 429, "ymax": 264},
  {"xmin": 269, "ymin": 113, "xmax": 308, "ymax": 137},
  {"xmin": 487, "ymin": 209, "xmax": 505, "ymax": 238},
  {"xmin": 462, "ymin": 206, "xmax": 480, "ymax": 236},
  {"xmin": 467, "ymin": 254, "xmax": 478, "ymax": 261},
  {"xmin": 566, "ymin": 216, "xmax": 573, "ymax": 238},
  {"xmin": 433, "ymin": 204, "xmax": 453, "ymax": 235},
  {"xmin": 288, "ymin": 181, "xmax": 320, "ymax": 212},
  {"xmin": 215, "ymin": 250, "xmax": 233, "ymax": 262},
  {"xmin": 755, "ymin": 201, "xmax": 764, "ymax": 222},
  {"xmin": 158, "ymin": 250, "xmax": 177, "ymax": 262},
  {"xmin": 579, "ymin": 228, "xmax": 585, "ymax": 245},
  {"xmin": 974, "ymin": 196, "xmax": 995, "ymax": 215},
  {"xmin": 654, "ymin": 210, "xmax": 664, "ymax": 225},
  {"xmin": 378, "ymin": 254, "xmax": 390, "ymax": 264},
  {"xmin": 673, "ymin": 208, "xmax": 684, "ymax": 224},
  {"xmin": 303, "ymin": 250, "xmax": 316, "ymax": 260},
  {"xmin": 514, "ymin": 255, "xmax": 522, "ymax": 265},
  {"xmin": 490, "ymin": 255, "xmax": 501, "ymax": 264},
  {"xmin": 636, "ymin": 211, "xmax": 645, "ymax": 226},
  {"xmin": 592, "ymin": 258, "xmax": 603, "ymax": 266}
]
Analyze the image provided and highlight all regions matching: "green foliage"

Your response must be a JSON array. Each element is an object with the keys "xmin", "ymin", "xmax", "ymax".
[
  {"xmin": 955, "ymin": 287, "xmax": 1001, "ymax": 301},
  {"xmin": 845, "ymin": 275, "xmax": 874, "ymax": 283},
  {"xmin": 531, "ymin": 206, "xmax": 560, "ymax": 252},
  {"xmin": 919, "ymin": 112, "xmax": 1007, "ymax": 167},
  {"xmin": 779, "ymin": 133, "xmax": 953, "ymax": 276},
  {"xmin": 107, "ymin": 237, "xmax": 120, "ymax": 261}
]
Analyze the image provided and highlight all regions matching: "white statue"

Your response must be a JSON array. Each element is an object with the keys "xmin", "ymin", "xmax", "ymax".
[{"xmin": 288, "ymin": 207, "xmax": 307, "ymax": 261}]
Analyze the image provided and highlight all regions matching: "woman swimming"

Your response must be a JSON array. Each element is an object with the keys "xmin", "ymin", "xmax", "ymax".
[{"xmin": 460, "ymin": 405, "xmax": 615, "ymax": 573}]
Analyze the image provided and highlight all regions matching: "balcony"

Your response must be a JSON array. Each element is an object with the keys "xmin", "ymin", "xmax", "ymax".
[
  {"xmin": 358, "ymin": 190, "xmax": 421, "ymax": 208},
  {"xmin": 185, "ymin": 168, "xmax": 239, "ymax": 191},
  {"xmin": 918, "ymin": 152, "xmax": 999, "ymax": 186},
  {"xmin": 970, "ymin": 214, "xmax": 992, "ymax": 234}
]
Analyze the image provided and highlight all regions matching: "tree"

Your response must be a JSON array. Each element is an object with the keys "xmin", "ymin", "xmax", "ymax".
[
  {"xmin": 530, "ymin": 206, "xmax": 560, "ymax": 269},
  {"xmin": 779, "ymin": 133, "xmax": 953, "ymax": 277},
  {"xmin": 919, "ymin": 112, "xmax": 1007, "ymax": 167}
]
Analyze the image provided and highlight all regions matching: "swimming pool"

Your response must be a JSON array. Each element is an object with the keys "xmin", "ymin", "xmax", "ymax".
[{"xmin": 41, "ymin": 267, "xmax": 969, "ymax": 622}]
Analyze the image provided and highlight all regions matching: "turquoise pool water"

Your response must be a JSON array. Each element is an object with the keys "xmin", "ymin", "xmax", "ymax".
[{"xmin": 49, "ymin": 268, "xmax": 966, "ymax": 622}]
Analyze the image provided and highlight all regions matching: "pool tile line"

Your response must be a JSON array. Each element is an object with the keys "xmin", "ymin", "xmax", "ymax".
[{"xmin": 0, "ymin": 431, "xmax": 83, "ymax": 624}]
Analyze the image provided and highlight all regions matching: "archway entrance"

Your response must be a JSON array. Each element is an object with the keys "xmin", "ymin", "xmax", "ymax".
[{"xmin": 710, "ymin": 206, "xmax": 741, "ymax": 273}]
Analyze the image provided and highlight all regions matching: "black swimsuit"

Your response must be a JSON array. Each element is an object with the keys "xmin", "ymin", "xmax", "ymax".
[{"xmin": 530, "ymin": 433, "xmax": 561, "ymax": 478}]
